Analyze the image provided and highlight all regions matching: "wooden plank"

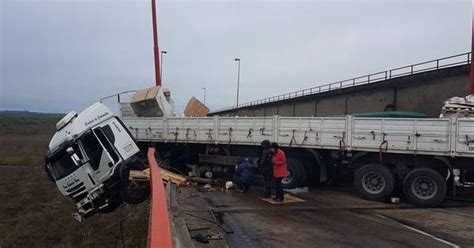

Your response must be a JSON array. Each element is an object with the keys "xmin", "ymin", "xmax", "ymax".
[
  {"xmin": 160, "ymin": 168, "xmax": 187, "ymax": 186},
  {"xmin": 129, "ymin": 168, "xmax": 150, "ymax": 181},
  {"xmin": 129, "ymin": 168, "xmax": 188, "ymax": 186}
]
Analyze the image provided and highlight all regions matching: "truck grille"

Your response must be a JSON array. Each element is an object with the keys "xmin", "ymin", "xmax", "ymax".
[{"xmin": 66, "ymin": 182, "xmax": 84, "ymax": 194}]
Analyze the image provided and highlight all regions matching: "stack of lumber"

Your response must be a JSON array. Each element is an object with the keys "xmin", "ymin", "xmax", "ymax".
[
  {"xmin": 129, "ymin": 167, "xmax": 188, "ymax": 186},
  {"xmin": 159, "ymin": 168, "xmax": 188, "ymax": 186},
  {"xmin": 129, "ymin": 168, "xmax": 150, "ymax": 181}
]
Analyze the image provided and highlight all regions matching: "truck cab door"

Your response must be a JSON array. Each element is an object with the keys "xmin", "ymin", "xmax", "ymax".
[{"xmin": 81, "ymin": 128, "xmax": 121, "ymax": 183}]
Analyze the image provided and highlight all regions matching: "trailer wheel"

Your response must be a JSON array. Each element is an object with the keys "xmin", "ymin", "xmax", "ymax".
[
  {"xmin": 403, "ymin": 168, "xmax": 446, "ymax": 207},
  {"xmin": 282, "ymin": 158, "xmax": 305, "ymax": 189},
  {"xmin": 354, "ymin": 164, "xmax": 394, "ymax": 202}
]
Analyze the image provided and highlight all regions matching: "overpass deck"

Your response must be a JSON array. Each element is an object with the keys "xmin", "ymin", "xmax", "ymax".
[{"xmin": 210, "ymin": 52, "xmax": 471, "ymax": 117}]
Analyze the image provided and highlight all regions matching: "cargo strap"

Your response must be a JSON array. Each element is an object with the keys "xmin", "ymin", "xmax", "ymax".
[
  {"xmin": 247, "ymin": 128, "xmax": 254, "ymax": 138},
  {"xmin": 260, "ymin": 127, "xmax": 271, "ymax": 136},
  {"xmin": 289, "ymin": 129, "xmax": 297, "ymax": 147},
  {"xmin": 173, "ymin": 127, "xmax": 179, "ymax": 144},
  {"xmin": 379, "ymin": 133, "xmax": 388, "ymax": 162},
  {"xmin": 207, "ymin": 129, "xmax": 213, "ymax": 141},
  {"xmin": 185, "ymin": 128, "xmax": 190, "ymax": 143},
  {"xmin": 228, "ymin": 127, "xmax": 233, "ymax": 145},
  {"xmin": 301, "ymin": 130, "xmax": 308, "ymax": 144},
  {"xmin": 338, "ymin": 131, "xmax": 346, "ymax": 152}
]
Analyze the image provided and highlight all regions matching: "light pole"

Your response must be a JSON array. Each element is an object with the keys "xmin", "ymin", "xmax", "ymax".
[
  {"xmin": 202, "ymin": 87, "xmax": 206, "ymax": 105},
  {"xmin": 160, "ymin": 50, "xmax": 167, "ymax": 82},
  {"xmin": 234, "ymin": 58, "xmax": 241, "ymax": 107}
]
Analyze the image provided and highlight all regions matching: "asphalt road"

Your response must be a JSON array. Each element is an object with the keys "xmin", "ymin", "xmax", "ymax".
[{"xmin": 174, "ymin": 185, "xmax": 474, "ymax": 248}]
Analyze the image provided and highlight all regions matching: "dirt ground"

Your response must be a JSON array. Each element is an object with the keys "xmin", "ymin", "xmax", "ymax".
[{"xmin": 0, "ymin": 113, "xmax": 149, "ymax": 248}]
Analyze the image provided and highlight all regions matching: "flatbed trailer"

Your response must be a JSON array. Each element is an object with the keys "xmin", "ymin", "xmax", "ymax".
[{"xmin": 122, "ymin": 115, "xmax": 474, "ymax": 207}]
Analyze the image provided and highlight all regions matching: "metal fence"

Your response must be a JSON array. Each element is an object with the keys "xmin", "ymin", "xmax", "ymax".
[{"xmin": 213, "ymin": 52, "xmax": 471, "ymax": 113}]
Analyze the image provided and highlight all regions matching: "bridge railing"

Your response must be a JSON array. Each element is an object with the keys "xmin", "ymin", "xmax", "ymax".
[
  {"xmin": 147, "ymin": 147, "xmax": 173, "ymax": 248},
  {"xmin": 214, "ymin": 52, "xmax": 471, "ymax": 112}
]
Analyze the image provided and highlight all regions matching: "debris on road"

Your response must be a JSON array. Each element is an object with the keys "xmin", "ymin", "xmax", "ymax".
[
  {"xmin": 260, "ymin": 194, "xmax": 306, "ymax": 204},
  {"xmin": 284, "ymin": 187, "xmax": 309, "ymax": 194}
]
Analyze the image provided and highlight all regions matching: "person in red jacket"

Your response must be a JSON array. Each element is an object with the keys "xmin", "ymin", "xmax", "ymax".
[{"xmin": 271, "ymin": 142, "xmax": 288, "ymax": 202}]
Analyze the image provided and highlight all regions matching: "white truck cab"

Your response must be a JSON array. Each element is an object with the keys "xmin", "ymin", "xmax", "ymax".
[{"xmin": 45, "ymin": 103, "xmax": 148, "ymax": 221}]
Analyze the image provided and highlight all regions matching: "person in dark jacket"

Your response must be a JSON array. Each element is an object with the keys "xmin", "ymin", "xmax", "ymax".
[
  {"xmin": 233, "ymin": 158, "xmax": 254, "ymax": 192},
  {"xmin": 259, "ymin": 140, "xmax": 273, "ymax": 198},
  {"xmin": 271, "ymin": 142, "xmax": 288, "ymax": 202}
]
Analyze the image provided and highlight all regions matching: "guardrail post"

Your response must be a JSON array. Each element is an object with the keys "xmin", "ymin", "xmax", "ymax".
[
  {"xmin": 436, "ymin": 59, "xmax": 439, "ymax": 69},
  {"xmin": 384, "ymin": 71, "xmax": 387, "ymax": 79},
  {"xmin": 367, "ymin": 75, "xmax": 370, "ymax": 83},
  {"xmin": 410, "ymin": 65, "xmax": 414, "ymax": 74}
]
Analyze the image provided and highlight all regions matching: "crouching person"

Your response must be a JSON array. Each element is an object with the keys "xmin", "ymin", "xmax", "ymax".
[{"xmin": 233, "ymin": 158, "xmax": 254, "ymax": 192}]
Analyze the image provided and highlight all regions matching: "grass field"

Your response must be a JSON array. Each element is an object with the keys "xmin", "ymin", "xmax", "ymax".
[
  {"xmin": 0, "ymin": 112, "xmax": 61, "ymax": 166},
  {"xmin": 0, "ymin": 112, "xmax": 149, "ymax": 247}
]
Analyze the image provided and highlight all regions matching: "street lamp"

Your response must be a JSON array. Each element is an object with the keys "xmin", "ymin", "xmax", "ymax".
[
  {"xmin": 202, "ymin": 87, "xmax": 206, "ymax": 105},
  {"xmin": 160, "ymin": 50, "xmax": 167, "ymax": 82},
  {"xmin": 234, "ymin": 58, "xmax": 241, "ymax": 107}
]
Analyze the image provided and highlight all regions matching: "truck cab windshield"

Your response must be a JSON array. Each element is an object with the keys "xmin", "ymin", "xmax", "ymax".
[{"xmin": 49, "ymin": 144, "xmax": 83, "ymax": 180}]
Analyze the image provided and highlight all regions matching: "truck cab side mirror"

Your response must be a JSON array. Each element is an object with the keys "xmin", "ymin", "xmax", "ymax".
[
  {"xmin": 67, "ymin": 147, "xmax": 81, "ymax": 166},
  {"xmin": 70, "ymin": 154, "xmax": 81, "ymax": 166},
  {"xmin": 66, "ymin": 147, "xmax": 74, "ymax": 154}
]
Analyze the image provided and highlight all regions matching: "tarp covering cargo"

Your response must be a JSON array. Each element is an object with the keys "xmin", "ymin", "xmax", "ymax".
[
  {"xmin": 184, "ymin": 97, "xmax": 209, "ymax": 117},
  {"xmin": 352, "ymin": 111, "xmax": 427, "ymax": 118},
  {"xmin": 130, "ymin": 86, "xmax": 174, "ymax": 117}
]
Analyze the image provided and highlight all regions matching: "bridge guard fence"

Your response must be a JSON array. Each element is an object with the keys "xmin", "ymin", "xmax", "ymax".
[{"xmin": 147, "ymin": 147, "xmax": 173, "ymax": 248}]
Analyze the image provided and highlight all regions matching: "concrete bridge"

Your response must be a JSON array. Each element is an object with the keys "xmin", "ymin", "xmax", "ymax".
[{"xmin": 210, "ymin": 52, "xmax": 471, "ymax": 118}]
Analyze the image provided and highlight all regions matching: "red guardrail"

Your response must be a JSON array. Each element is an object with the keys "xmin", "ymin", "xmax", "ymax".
[{"xmin": 147, "ymin": 147, "xmax": 173, "ymax": 248}]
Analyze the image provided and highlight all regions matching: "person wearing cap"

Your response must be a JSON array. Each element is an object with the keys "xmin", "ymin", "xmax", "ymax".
[
  {"xmin": 271, "ymin": 142, "xmax": 288, "ymax": 202},
  {"xmin": 259, "ymin": 140, "xmax": 273, "ymax": 198},
  {"xmin": 233, "ymin": 158, "xmax": 254, "ymax": 192}
]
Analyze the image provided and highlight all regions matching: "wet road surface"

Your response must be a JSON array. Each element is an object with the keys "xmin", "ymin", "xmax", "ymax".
[{"xmin": 173, "ymin": 185, "xmax": 474, "ymax": 248}]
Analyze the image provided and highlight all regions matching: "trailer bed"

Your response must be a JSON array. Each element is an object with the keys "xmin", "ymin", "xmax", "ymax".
[{"xmin": 122, "ymin": 116, "xmax": 474, "ymax": 158}]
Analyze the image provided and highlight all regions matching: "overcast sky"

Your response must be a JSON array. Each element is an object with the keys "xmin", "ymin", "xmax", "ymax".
[{"xmin": 0, "ymin": 0, "xmax": 471, "ymax": 114}]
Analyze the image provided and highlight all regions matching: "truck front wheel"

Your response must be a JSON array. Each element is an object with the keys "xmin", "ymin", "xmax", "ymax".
[
  {"xmin": 354, "ymin": 164, "xmax": 394, "ymax": 202},
  {"xmin": 119, "ymin": 166, "xmax": 150, "ymax": 204},
  {"xmin": 403, "ymin": 168, "xmax": 446, "ymax": 207}
]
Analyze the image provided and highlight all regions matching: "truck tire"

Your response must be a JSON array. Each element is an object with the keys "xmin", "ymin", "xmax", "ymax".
[
  {"xmin": 402, "ymin": 168, "xmax": 446, "ymax": 207},
  {"xmin": 354, "ymin": 164, "xmax": 394, "ymax": 202},
  {"xmin": 119, "ymin": 166, "xmax": 150, "ymax": 204},
  {"xmin": 282, "ymin": 158, "xmax": 305, "ymax": 189}
]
